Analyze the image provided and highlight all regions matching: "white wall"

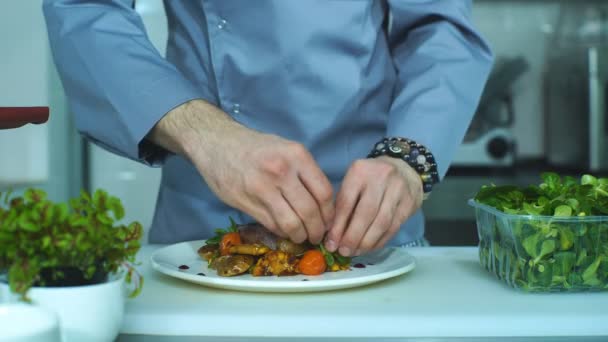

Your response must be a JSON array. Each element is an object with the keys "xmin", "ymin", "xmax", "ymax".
[{"xmin": 0, "ymin": 0, "xmax": 49, "ymax": 186}]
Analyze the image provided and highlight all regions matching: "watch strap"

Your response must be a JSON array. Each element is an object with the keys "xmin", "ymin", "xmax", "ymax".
[{"xmin": 368, "ymin": 137, "xmax": 439, "ymax": 197}]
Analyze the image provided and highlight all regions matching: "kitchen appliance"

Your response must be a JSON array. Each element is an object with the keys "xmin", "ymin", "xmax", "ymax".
[
  {"xmin": 545, "ymin": 2, "xmax": 608, "ymax": 172},
  {"xmin": 452, "ymin": 57, "xmax": 529, "ymax": 167}
]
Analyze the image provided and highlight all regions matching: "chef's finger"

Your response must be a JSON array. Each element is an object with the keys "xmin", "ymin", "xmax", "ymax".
[
  {"xmin": 338, "ymin": 184, "xmax": 384, "ymax": 257},
  {"xmin": 261, "ymin": 191, "xmax": 307, "ymax": 243},
  {"xmin": 281, "ymin": 178, "xmax": 326, "ymax": 244},
  {"xmin": 243, "ymin": 195, "xmax": 288, "ymax": 239},
  {"xmin": 297, "ymin": 163, "xmax": 335, "ymax": 231},
  {"xmin": 282, "ymin": 142, "xmax": 334, "ymax": 227},
  {"xmin": 372, "ymin": 196, "xmax": 411, "ymax": 250},
  {"xmin": 357, "ymin": 184, "xmax": 401, "ymax": 253},
  {"xmin": 324, "ymin": 170, "xmax": 363, "ymax": 252}
]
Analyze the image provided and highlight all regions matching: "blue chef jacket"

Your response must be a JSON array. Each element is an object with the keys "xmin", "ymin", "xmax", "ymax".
[{"xmin": 43, "ymin": 0, "xmax": 493, "ymax": 244}]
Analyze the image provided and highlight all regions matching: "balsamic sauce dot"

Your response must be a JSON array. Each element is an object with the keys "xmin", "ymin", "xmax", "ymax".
[
  {"xmin": 353, "ymin": 263, "xmax": 366, "ymax": 269},
  {"xmin": 197, "ymin": 272, "xmax": 206, "ymax": 276},
  {"xmin": 178, "ymin": 265, "xmax": 190, "ymax": 270}
]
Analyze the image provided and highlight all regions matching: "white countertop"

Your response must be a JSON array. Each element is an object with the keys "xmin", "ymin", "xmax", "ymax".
[{"xmin": 120, "ymin": 246, "xmax": 608, "ymax": 339}]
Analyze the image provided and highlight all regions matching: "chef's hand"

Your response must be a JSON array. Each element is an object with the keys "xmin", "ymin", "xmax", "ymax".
[
  {"xmin": 324, "ymin": 156, "xmax": 423, "ymax": 256},
  {"xmin": 148, "ymin": 99, "xmax": 334, "ymax": 244}
]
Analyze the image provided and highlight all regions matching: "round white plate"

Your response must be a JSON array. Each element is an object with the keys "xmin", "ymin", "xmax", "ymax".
[{"xmin": 150, "ymin": 240, "xmax": 416, "ymax": 292}]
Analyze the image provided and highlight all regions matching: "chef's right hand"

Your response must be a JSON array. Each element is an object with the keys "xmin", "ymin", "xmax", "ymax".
[{"xmin": 148, "ymin": 99, "xmax": 334, "ymax": 244}]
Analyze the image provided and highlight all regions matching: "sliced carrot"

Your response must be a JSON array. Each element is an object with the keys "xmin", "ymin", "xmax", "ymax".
[
  {"xmin": 219, "ymin": 232, "xmax": 242, "ymax": 256},
  {"xmin": 298, "ymin": 250, "xmax": 327, "ymax": 275}
]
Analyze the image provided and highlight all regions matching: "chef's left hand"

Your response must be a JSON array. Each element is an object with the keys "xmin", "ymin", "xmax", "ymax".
[{"xmin": 324, "ymin": 156, "xmax": 423, "ymax": 256}]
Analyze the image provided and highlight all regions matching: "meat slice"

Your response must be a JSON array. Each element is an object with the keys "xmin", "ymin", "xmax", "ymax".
[
  {"xmin": 276, "ymin": 238, "xmax": 312, "ymax": 255},
  {"xmin": 197, "ymin": 244, "xmax": 218, "ymax": 261},
  {"xmin": 211, "ymin": 255, "xmax": 255, "ymax": 277},
  {"xmin": 238, "ymin": 223, "xmax": 279, "ymax": 249},
  {"xmin": 238, "ymin": 223, "xmax": 312, "ymax": 254}
]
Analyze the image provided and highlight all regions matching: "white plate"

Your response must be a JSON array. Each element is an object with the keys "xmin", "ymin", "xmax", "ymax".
[{"xmin": 150, "ymin": 240, "xmax": 416, "ymax": 293}]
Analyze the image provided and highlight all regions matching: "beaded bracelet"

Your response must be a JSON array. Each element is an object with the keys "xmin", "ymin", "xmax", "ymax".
[{"xmin": 367, "ymin": 137, "xmax": 439, "ymax": 196}]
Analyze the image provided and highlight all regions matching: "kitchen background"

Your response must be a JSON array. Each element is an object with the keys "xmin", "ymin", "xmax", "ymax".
[{"xmin": 1, "ymin": 0, "xmax": 606, "ymax": 245}]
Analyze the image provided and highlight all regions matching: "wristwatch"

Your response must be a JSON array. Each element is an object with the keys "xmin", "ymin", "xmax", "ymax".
[{"xmin": 367, "ymin": 137, "xmax": 439, "ymax": 198}]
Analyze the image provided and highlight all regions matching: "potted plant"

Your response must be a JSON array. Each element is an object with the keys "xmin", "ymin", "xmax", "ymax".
[{"xmin": 0, "ymin": 188, "xmax": 143, "ymax": 341}]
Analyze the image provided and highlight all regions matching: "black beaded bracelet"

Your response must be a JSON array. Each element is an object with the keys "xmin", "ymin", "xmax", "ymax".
[{"xmin": 367, "ymin": 137, "xmax": 439, "ymax": 195}]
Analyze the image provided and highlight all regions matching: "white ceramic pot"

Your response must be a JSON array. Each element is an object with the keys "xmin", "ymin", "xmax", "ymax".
[
  {"xmin": 1, "ymin": 272, "xmax": 126, "ymax": 342},
  {"xmin": 0, "ymin": 303, "xmax": 62, "ymax": 342}
]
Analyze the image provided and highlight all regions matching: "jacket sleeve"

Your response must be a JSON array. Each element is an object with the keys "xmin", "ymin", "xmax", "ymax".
[
  {"xmin": 386, "ymin": 0, "xmax": 494, "ymax": 178},
  {"xmin": 43, "ymin": 0, "xmax": 212, "ymax": 165}
]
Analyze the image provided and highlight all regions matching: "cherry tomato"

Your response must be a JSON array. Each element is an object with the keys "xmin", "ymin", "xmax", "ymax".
[
  {"xmin": 298, "ymin": 250, "xmax": 327, "ymax": 275},
  {"xmin": 220, "ymin": 232, "xmax": 242, "ymax": 256}
]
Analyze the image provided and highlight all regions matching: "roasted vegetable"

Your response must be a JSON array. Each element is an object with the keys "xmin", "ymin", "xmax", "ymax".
[
  {"xmin": 201, "ymin": 218, "xmax": 351, "ymax": 277},
  {"xmin": 197, "ymin": 244, "xmax": 219, "ymax": 261},
  {"xmin": 220, "ymin": 232, "xmax": 242, "ymax": 256},
  {"xmin": 228, "ymin": 244, "xmax": 270, "ymax": 256},
  {"xmin": 206, "ymin": 217, "xmax": 239, "ymax": 245},
  {"xmin": 297, "ymin": 250, "xmax": 326, "ymax": 275},
  {"xmin": 251, "ymin": 251, "xmax": 299, "ymax": 276},
  {"xmin": 210, "ymin": 255, "xmax": 255, "ymax": 277}
]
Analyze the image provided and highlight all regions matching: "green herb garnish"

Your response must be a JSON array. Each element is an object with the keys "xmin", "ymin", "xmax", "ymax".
[
  {"xmin": 318, "ymin": 241, "xmax": 351, "ymax": 267},
  {"xmin": 205, "ymin": 216, "xmax": 239, "ymax": 245}
]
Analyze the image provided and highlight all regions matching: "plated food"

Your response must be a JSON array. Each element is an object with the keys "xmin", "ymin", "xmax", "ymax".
[
  {"xmin": 151, "ymin": 239, "xmax": 416, "ymax": 292},
  {"xmin": 197, "ymin": 219, "xmax": 351, "ymax": 277}
]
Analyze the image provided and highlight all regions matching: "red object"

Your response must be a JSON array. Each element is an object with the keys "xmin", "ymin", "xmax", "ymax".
[
  {"xmin": 298, "ymin": 250, "xmax": 327, "ymax": 275},
  {"xmin": 0, "ymin": 107, "xmax": 50, "ymax": 129}
]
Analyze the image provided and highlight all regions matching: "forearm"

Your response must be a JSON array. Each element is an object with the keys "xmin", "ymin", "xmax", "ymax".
[
  {"xmin": 147, "ymin": 99, "xmax": 243, "ymax": 162},
  {"xmin": 43, "ymin": 0, "xmax": 210, "ymax": 165},
  {"xmin": 149, "ymin": 101, "xmax": 335, "ymax": 245}
]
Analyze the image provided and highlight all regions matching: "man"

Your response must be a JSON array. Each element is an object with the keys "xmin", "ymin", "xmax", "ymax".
[{"xmin": 43, "ymin": 1, "xmax": 493, "ymax": 256}]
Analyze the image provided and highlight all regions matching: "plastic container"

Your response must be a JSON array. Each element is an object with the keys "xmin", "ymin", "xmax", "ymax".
[{"xmin": 469, "ymin": 199, "xmax": 608, "ymax": 292}]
